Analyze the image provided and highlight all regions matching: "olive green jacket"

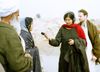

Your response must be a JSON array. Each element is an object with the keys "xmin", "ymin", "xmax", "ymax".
[
  {"xmin": 0, "ymin": 22, "xmax": 32, "ymax": 72},
  {"xmin": 79, "ymin": 20, "xmax": 100, "ymax": 58}
]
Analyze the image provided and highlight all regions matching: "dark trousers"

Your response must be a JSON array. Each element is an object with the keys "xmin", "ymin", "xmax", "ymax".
[{"xmin": 26, "ymin": 47, "xmax": 42, "ymax": 72}]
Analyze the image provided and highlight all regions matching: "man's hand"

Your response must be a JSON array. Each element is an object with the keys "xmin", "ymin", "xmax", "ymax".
[
  {"xmin": 25, "ymin": 53, "xmax": 32, "ymax": 59},
  {"xmin": 95, "ymin": 58, "xmax": 100, "ymax": 65},
  {"xmin": 91, "ymin": 55, "xmax": 100, "ymax": 65},
  {"xmin": 91, "ymin": 55, "xmax": 97, "ymax": 62}
]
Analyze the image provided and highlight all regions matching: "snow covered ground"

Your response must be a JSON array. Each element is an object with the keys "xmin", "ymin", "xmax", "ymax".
[
  {"xmin": 40, "ymin": 55, "xmax": 59, "ymax": 72},
  {"xmin": 40, "ymin": 55, "xmax": 100, "ymax": 72}
]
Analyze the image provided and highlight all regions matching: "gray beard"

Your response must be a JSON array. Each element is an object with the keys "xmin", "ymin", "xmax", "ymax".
[{"xmin": 10, "ymin": 17, "xmax": 21, "ymax": 35}]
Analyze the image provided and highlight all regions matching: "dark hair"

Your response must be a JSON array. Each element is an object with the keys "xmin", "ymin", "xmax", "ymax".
[
  {"xmin": 78, "ymin": 9, "xmax": 88, "ymax": 16},
  {"xmin": 25, "ymin": 17, "xmax": 33, "ymax": 30},
  {"xmin": 63, "ymin": 11, "xmax": 75, "ymax": 23}
]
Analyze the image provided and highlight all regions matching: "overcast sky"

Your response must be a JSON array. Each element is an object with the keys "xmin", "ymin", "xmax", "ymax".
[{"xmin": 19, "ymin": 0, "xmax": 100, "ymax": 19}]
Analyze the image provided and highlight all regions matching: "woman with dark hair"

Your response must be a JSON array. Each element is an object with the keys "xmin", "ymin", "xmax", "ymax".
[
  {"xmin": 20, "ymin": 17, "xmax": 42, "ymax": 72},
  {"xmin": 42, "ymin": 12, "xmax": 89, "ymax": 72}
]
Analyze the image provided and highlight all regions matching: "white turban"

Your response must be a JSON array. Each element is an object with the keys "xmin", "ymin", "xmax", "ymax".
[{"xmin": 0, "ymin": 0, "xmax": 19, "ymax": 17}]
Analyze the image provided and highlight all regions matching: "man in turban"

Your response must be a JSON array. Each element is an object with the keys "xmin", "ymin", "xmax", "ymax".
[{"xmin": 0, "ymin": 0, "xmax": 33, "ymax": 72}]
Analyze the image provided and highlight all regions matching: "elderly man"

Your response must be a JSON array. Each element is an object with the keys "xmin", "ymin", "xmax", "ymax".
[{"xmin": 0, "ymin": 0, "xmax": 33, "ymax": 72}]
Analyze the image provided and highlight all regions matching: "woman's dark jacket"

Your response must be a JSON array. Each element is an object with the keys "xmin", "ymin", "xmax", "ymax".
[
  {"xmin": 20, "ymin": 30, "xmax": 41, "ymax": 72},
  {"xmin": 49, "ymin": 25, "xmax": 89, "ymax": 72}
]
